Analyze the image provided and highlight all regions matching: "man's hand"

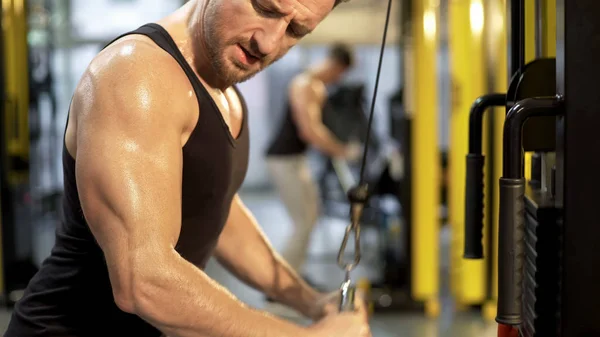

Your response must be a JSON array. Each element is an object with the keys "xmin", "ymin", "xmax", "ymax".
[
  {"xmin": 305, "ymin": 291, "xmax": 343, "ymax": 321},
  {"xmin": 308, "ymin": 293, "xmax": 372, "ymax": 337},
  {"xmin": 343, "ymin": 142, "xmax": 363, "ymax": 162}
]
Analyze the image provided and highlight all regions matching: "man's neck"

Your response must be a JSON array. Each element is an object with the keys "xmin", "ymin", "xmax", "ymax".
[
  {"xmin": 188, "ymin": 2, "xmax": 231, "ymax": 90},
  {"xmin": 160, "ymin": 0, "xmax": 230, "ymax": 91},
  {"xmin": 308, "ymin": 67, "xmax": 332, "ymax": 86}
]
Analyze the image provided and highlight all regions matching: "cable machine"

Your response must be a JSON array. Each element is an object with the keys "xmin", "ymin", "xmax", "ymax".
[{"xmin": 463, "ymin": 0, "xmax": 600, "ymax": 335}]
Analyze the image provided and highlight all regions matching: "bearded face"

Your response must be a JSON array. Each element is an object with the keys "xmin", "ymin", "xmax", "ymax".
[{"xmin": 198, "ymin": 0, "xmax": 335, "ymax": 85}]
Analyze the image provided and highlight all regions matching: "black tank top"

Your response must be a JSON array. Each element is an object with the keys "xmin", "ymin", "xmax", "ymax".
[
  {"xmin": 5, "ymin": 23, "xmax": 249, "ymax": 337},
  {"xmin": 266, "ymin": 101, "xmax": 308, "ymax": 156},
  {"xmin": 266, "ymin": 84, "xmax": 333, "ymax": 156}
]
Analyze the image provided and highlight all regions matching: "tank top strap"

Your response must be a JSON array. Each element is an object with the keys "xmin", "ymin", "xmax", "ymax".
[
  {"xmin": 102, "ymin": 23, "xmax": 210, "ymax": 107},
  {"xmin": 101, "ymin": 23, "xmax": 248, "ymax": 148}
]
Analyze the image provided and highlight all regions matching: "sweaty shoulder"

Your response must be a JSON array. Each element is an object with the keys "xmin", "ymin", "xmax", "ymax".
[
  {"xmin": 68, "ymin": 37, "xmax": 198, "ymax": 153},
  {"xmin": 289, "ymin": 73, "xmax": 326, "ymax": 103}
]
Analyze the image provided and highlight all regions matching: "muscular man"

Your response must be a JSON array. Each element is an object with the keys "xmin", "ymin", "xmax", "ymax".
[
  {"xmin": 265, "ymin": 43, "xmax": 359, "ymax": 286},
  {"xmin": 5, "ymin": 1, "xmax": 371, "ymax": 336}
]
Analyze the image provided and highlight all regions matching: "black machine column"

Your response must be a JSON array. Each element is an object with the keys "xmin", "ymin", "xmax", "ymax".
[
  {"xmin": 556, "ymin": 0, "xmax": 600, "ymax": 335},
  {"xmin": 462, "ymin": 0, "xmax": 600, "ymax": 335}
]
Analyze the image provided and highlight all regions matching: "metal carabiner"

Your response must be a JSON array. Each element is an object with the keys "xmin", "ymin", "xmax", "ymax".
[
  {"xmin": 337, "ymin": 206, "xmax": 362, "ymax": 272},
  {"xmin": 339, "ymin": 270, "xmax": 357, "ymax": 312},
  {"xmin": 337, "ymin": 191, "xmax": 366, "ymax": 312}
]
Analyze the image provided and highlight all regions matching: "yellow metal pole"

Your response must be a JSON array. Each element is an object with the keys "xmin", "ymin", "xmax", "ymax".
[
  {"xmin": 3, "ymin": 0, "xmax": 15, "ymax": 158},
  {"xmin": 482, "ymin": 0, "xmax": 507, "ymax": 321},
  {"xmin": 448, "ymin": 0, "xmax": 468, "ymax": 301},
  {"xmin": 542, "ymin": 0, "xmax": 556, "ymax": 57},
  {"xmin": 524, "ymin": 0, "xmax": 536, "ymax": 63},
  {"xmin": 14, "ymin": 0, "xmax": 29, "ymax": 161},
  {"xmin": 0, "ymin": 0, "xmax": 14, "ymax": 297},
  {"xmin": 3, "ymin": 0, "xmax": 29, "ymax": 184},
  {"xmin": 410, "ymin": 0, "xmax": 440, "ymax": 317},
  {"xmin": 522, "ymin": 0, "xmax": 538, "ymax": 182},
  {"xmin": 448, "ymin": 0, "xmax": 488, "ymax": 306},
  {"xmin": 0, "ymin": 0, "xmax": 30, "ymax": 295},
  {"xmin": 4, "ymin": 0, "xmax": 16, "ymax": 155}
]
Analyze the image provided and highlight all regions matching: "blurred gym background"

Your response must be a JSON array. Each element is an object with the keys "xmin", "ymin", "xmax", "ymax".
[{"xmin": 0, "ymin": 0, "xmax": 563, "ymax": 336}]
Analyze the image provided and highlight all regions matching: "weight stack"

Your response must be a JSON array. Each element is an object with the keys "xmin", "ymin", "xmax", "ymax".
[{"xmin": 521, "ymin": 188, "xmax": 562, "ymax": 337}]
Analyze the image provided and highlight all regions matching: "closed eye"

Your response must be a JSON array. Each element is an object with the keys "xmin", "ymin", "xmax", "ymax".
[
  {"xmin": 252, "ymin": 0, "xmax": 312, "ymax": 38},
  {"xmin": 287, "ymin": 22, "xmax": 311, "ymax": 38},
  {"xmin": 286, "ymin": 26, "xmax": 303, "ymax": 38},
  {"xmin": 252, "ymin": 0, "xmax": 283, "ymax": 18}
]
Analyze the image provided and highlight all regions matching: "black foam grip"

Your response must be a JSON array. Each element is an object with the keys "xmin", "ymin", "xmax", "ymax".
[
  {"xmin": 464, "ymin": 154, "xmax": 485, "ymax": 259},
  {"xmin": 496, "ymin": 177, "xmax": 525, "ymax": 326}
]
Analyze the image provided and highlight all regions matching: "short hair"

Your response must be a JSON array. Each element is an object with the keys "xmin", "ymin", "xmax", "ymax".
[{"xmin": 328, "ymin": 42, "xmax": 355, "ymax": 68}]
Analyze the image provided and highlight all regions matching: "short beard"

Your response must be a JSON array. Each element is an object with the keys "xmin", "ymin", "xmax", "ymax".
[
  {"xmin": 201, "ymin": 1, "xmax": 289, "ymax": 86},
  {"xmin": 203, "ymin": 5, "xmax": 261, "ymax": 85}
]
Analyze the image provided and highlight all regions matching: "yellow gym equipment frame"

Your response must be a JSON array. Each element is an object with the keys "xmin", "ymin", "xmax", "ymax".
[
  {"xmin": 448, "ymin": 0, "xmax": 489, "ymax": 308},
  {"xmin": 1, "ymin": 0, "xmax": 30, "ymax": 298},
  {"xmin": 404, "ymin": 0, "xmax": 440, "ymax": 317}
]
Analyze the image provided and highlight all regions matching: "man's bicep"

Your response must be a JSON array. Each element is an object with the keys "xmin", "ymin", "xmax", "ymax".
[
  {"xmin": 289, "ymin": 82, "xmax": 323, "ymax": 135},
  {"xmin": 73, "ymin": 78, "xmax": 184, "ymax": 308},
  {"xmin": 76, "ymin": 123, "xmax": 183, "ymax": 252}
]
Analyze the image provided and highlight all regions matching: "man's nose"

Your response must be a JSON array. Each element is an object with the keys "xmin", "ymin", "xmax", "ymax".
[{"xmin": 253, "ymin": 19, "xmax": 288, "ymax": 56}]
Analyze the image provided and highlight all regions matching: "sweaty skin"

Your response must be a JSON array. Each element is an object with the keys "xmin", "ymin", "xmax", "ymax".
[
  {"xmin": 289, "ymin": 73, "xmax": 349, "ymax": 157},
  {"xmin": 215, "ymin": 194, "xmax": 323, "ymax": 319},
  {"xmin": 65, "ymin": 0, "xmax": 371, "ymax": 337}
]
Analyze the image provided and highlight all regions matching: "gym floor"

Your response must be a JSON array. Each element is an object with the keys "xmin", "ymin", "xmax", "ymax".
[{"xmin": 0, "ymin": 190, "xmax": 497, "ymax": 336}]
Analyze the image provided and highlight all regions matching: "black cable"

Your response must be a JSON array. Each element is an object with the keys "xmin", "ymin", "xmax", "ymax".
[
  {"xmin": 337, "ymin": 1, "xmax": 394, "ymax": 311},
  {"xmin": 358, "ymin": 0, "xmax": 393, "ymax": 184}
]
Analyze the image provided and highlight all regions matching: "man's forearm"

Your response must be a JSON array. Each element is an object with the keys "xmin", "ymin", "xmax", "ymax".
[
  {"xmin": 217, "ymin": 241, "xmax": 319, "ymax": 315},
  {"xmin": 267, "ymin": 254, "xmax": 322, "ymax": 317},
  {"xmin": 215, "ymin": 198, "xmax": 321, "ymax": 318},
  {"xmin": 303, "ymin": 124, "xmax": 347, "ymax": 158},
  {"xmin": 132, "ymin": 251, "xmax": 310, "ymax": 337}
]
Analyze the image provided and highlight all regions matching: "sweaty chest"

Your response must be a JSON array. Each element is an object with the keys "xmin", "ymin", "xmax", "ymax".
[
  {"xmin": 213, "ymin": 89, "xmax": 244, "ymax": 139},
  {"xmin": 175, "ymin": 90, "xmax": 249, "ymax": 267}
]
